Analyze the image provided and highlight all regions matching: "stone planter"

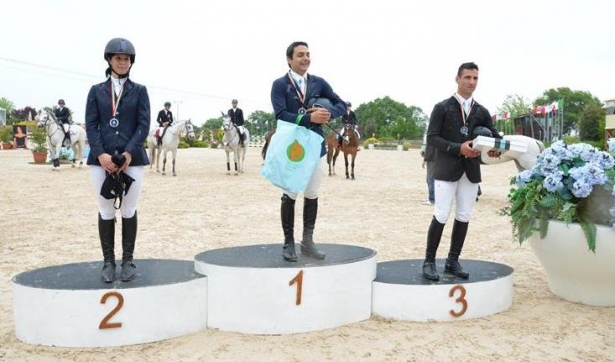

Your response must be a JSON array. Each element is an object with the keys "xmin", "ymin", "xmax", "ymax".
[{"xmin": 529, "ymin": 220, "xmax": 615, "ymax": 306}]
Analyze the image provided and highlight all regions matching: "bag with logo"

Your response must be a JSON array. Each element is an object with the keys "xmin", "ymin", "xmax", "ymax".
[{"xmin": 260, "ymin": 119, "xmax": 324, "ymax": 193}]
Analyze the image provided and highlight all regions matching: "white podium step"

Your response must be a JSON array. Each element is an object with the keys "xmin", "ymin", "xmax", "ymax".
[
  {"xmin": 13, "ymin": 259, "xmax": 207, "ymax": 347},
  {"xmin": 195, "ymin": 243, "xmax": 377, "ymax": 334},
  {"xmin": 372, "ymin": 259, "xmax": 513, "ymax": 321}
]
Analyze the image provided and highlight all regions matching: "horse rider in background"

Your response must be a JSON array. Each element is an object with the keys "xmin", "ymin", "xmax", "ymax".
[
  {"xmin": 155, "ymin": 101, "xmax": 173, "ymax": 146},
  {"xmin": 228, "ymin": 99, "xmax": 246, "ymax": 147},
  {"xmin": 338, "ymin": 101, "xmax": 359, "ymax": 149},
  {"xmin": 55, "ymin": 99, "xmax": 72, "ymax": 147}
]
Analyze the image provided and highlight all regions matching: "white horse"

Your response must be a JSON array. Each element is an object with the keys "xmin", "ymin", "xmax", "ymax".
[
  {"xmin": 222, "ymin": 114, "xmax": 249, "ymax": 175},
  {"xmin": 36, "ymin": 110, "xmax": 86, "ymax": 170},
  {"xmin": 480, "ymin": 134, "xmax": 545, "ymax": 171},
  {"xmin": 147, "ymin": 119, "xmax": 195, "ymax": 176}
]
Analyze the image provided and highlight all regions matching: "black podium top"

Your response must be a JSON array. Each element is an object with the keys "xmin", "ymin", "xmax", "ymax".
[
  {"xmin": 195, "ymin": 244, "xmax": 377, "ymax": 268},
  {"xmin": 12, "ymin": 259, "xmax": 204, "ymax": 290},
  {"xmin": 375, "ymin": 259, "xmax": 514, "ymax": 286}
]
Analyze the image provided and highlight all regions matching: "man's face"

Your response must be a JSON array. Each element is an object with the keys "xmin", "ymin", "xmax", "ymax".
[
  {"xmin": 455, "ymin": 69, "xmax": 478, "ymax": 97},
  {"xmin": 232, "ymin": 102, "xmax": 238, "ymax": 108},
  {"xmin": 287, "ymin": 45, "xmax": 310, "ymax": 75}
]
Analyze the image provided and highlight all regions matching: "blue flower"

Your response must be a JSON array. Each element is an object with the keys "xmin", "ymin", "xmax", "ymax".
[{"xmin": 543, "ymin": 171, "xmax": 563, "ymax": 192}]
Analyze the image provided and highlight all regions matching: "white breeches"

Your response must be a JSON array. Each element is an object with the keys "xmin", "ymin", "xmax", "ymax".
[
  {"xmin": 90, "ymin": 166, "xmax": 145, "ymax": 220},
  {"xmin": 433, "ymin": 173, "xmax": 478, "ymax": 224},
  {"xmin": 284, "ymin": 158, "xmax": 323, "ymax": 200}
]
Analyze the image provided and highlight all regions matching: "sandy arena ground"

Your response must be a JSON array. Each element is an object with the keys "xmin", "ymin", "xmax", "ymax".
[{"xmin": 0, "ymin": 146, "xmax": 613, "ymax": 361}]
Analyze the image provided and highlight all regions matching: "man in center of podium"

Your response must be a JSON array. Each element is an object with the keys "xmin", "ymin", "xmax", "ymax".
[{"xmin": 422, "ymin": 62, "xmax": 501, "ymax": 281}]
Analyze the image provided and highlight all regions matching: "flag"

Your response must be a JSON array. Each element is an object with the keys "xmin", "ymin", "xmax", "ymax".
[{"xmin": 496, "ymin": 112, "xmax": 509, "ymax": 120}]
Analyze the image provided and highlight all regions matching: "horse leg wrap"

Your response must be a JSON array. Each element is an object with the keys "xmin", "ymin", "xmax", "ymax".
[
  {"xmin": 121, "ymin": 211, "xmax": 138, "ymax": 281},
  {"xmin": 445, "ymin": 220, "xmax": 470, "ymax": 279},
  {"xmin": 423, "ymin": 216, "xmax": 445, "ymax": 281},
  {"xmin": 98, "ymin": 214, "xmax": 116, "ymax": 283},
  {"xmin": 301, "ymin": 198, "xmax": 325, "ymax": 259},
  {"xmin": 281, "ymin": 194, "xmax": 297, "ymax": 262}
]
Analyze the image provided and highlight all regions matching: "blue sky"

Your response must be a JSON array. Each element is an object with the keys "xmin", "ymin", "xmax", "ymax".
[{"xmin": 1, "ymin": 0, "xmax": 614, "ymax": 126}]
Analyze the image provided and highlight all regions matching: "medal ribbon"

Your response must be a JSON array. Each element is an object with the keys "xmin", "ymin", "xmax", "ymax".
[
  {"xmin": 110, "ymin": 81, "xmax": 124, "ymax": 117},
  {"xmin": 287, "ymin": 73, "xmax": 307, "ymax": 108},
  {"xmin": 454, "ymin": 94, "xmax": 473, "ymax": 130}
]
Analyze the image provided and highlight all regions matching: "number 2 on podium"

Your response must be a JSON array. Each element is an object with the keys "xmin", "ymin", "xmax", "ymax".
[
  {"xmin": 99, "ymin": 291, "xmax": 124, "ymax": 329},
  {"xmin": 288, "ymin": 270, "xmax": 304, "ymax": 306}
]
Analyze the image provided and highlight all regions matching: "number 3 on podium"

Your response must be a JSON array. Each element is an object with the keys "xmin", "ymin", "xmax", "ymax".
[{"xmin": 449, "ymin": 284, "xmax": 468, "ymax": 318}]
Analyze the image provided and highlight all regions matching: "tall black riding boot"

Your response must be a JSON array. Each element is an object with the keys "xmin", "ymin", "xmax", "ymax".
[
  {"xmin": 98, "ymin": 214, "xmax": 116, "ymax": 283},
  {"xmin": 422, "ymin": 216, "xmax": 445, "ymax": 281},
  {"xmin": 301, "ymin": 197, "xmax": 325, "ymax": 259},
  {"xmin": 281, "ymin": 194, "xmax": 298, "ymax": 262},
  {"xmin": 445, "ymin": 219, "xmax": 470, "ymax": 279},
  {"xmin": 120, "ymin": 211, "xmax": 138, "ymax": 281}
]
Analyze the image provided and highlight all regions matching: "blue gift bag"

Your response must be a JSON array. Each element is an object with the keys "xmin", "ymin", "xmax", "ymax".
[{"xmin": 260, "ymin": 120, "xmax": 324, "ymax": 193}]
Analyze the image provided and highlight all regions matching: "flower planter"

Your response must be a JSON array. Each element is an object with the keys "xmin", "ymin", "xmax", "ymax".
[
  {"xmin": 529, "ymin": 220, "xmax": 615, "ymax": 306},
  {"xmin": 32, "ymin": 151, "xmax": 48, "ymax": 164}
]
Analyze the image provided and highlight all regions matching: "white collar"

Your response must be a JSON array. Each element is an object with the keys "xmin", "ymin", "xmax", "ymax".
[
  {"xmin": 454, "ymin": 93, "xmax": 473, "ymax": 106},
  {"xmin": 289, "ymin": 69, "xmax": 307, "ymax": 83}
]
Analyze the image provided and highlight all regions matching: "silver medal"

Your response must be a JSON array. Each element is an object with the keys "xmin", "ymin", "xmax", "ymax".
[
  {"xmin": 460, "ymin": 126, "xmax": 468, "ymax": 135},
  {"xmin": 109, "ymin": 118, "xmax": 119, "ymax": 128}
]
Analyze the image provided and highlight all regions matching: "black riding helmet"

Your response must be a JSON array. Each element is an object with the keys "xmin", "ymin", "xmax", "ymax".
[
  {"xmin": 164, "ymin": 102, "xmax": 171, "ymax": 107},
  {"xmin": 104, "ymin": 38, "xmax": 136, "ymax": 78}
]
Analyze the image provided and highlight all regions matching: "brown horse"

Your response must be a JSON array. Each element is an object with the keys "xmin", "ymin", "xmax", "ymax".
[
  {"xmin": 326, "ymin": 130, "xmax": 341, "ymax": 176},
  {"xmin": 261, "ymin": 130, "xmax": 276, "ymax": 160},
  {"xmin": 341, "ymin": 124, "xmax": 359, "ymax": 180}
]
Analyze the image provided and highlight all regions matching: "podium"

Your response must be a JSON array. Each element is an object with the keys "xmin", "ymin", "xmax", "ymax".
[
  {"xmin": 195, "ymin": 243, "xmax": 378, "ymax": 334},
  {"xmin": 12, "ymin": 259, "xmax": 207, "ymax": 347},
  {"xmin": 372, "ymin": 259, "xmax": 514, "ymax": 321}
]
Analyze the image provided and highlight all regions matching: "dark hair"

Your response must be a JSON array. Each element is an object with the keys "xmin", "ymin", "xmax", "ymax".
[
  {"xmin": 457, "ymin": 62, "xmax": 479, "ymax": 77},
  {"xmin": 286, "ymin": 41, "xmax": 308, "ymax": 60}
]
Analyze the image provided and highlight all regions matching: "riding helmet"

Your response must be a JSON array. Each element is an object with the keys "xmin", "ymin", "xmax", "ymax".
[
  {"xmin": 472, "ymin": 126, "xmax": 493, "ymax": 138},
  {"xmin": 104, "ymin": 38, "xmax": 136, "ymax": 63},
  {"xmin": 307, "ymin": 97, "xmax": 333, "ymax": 111},
  {"xmin": 164, "ymin": 102, "xmax": 171, "ymax": 107},
  {"xmin": 58, "ymin": 99, "xmax": 65, "ymax": 106}
]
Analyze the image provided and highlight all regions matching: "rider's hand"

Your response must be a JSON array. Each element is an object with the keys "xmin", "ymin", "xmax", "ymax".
[
  {"xmin": 98, "ymin": 153, "xmax": 118, "ymax": 173},
  {"xmin": 460, "ymin": 140, "xmax": 481, "ymax": 158},
  {"xmin": 119, "ymin": 151, "xmax": 132, "ymax": 172},
  {"xmin": 307, "ymin": 107, "xmax": 331, "ymax": 124}
]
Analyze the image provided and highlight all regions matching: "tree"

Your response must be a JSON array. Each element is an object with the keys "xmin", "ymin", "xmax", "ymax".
[
  {"xmin": 534, "ymin": 87, "xmax": 602, "ymax": 135},
  {"xmin": 0, "ymin": 97, "xmax": 16, "ymax": 124},
  {"xmin": 246, "ymin": 110, "xmax": 275, "ymax": 136},
  {"xmin": 578, "ymin": 103, "xmax": 605, "ymax": 142},
  {"xmin": 495, "ymin": 94, "xmax": 533, "ymax": 135},
  {"xmin": 355, "ymin": 96, "xmax": 427, "ymax": 139},
  {"xmin": 11, "ymin": 106, "xmax": 38, "ymax": 121}
]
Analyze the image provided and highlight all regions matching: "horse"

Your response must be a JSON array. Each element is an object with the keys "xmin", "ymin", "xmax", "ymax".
[
  {"xmin": 326, "ymin": 130, "xmax": 340, "ymax": 176},
  {"xmin": 261, "ymin": 130, "xmax": 275, "ymax": 161},
  {"xmin": 340, "ymin": 124, "xmax": 360, "ymax": 180},
  {"xmin": 480, "ymin": 134, "xmax": 545, "ymax": 172},
  {"xmin": 147, "ymin": 119, "xmax": 195, "ymax": 176},
  {"xmin": 222, "ymin": 115, "xmax": 249, "ymax": 175},
  {"xmin": 36, "ymin": 110, "xmax": 86, "ymax": 170}
]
